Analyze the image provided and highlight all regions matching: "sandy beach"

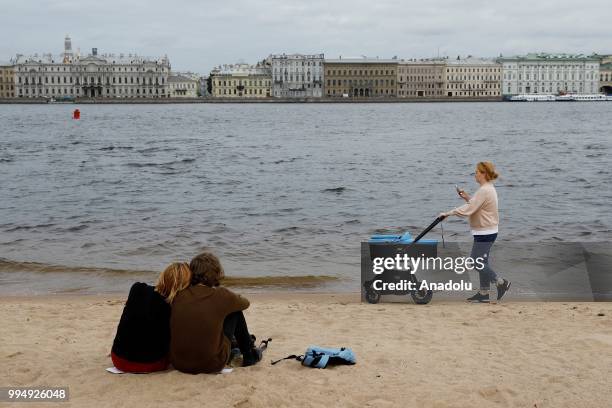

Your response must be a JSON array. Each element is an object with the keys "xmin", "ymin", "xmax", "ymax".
[{"xmin": 1, "ymin": 293, "xmax": 611, "ymax": 407}]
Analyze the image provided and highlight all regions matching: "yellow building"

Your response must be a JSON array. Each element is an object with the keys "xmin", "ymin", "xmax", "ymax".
[
  {"xmin": 0, "ymin": 64, "xmax": 15, "ymax": 98},
  {"xmin": 211, "ymin": 63, "xmax": 271, "ymax": 98},
  {"xmin": 445, "ymin": 57, "xmax": 501, "ymax": 97},
  {"xmin": 324, "ymin": 58, "xmax": 398, "ymax": 98},
  {"xmin": 397, "ymin": 60, "xmax": 445, "ymax": 97}
]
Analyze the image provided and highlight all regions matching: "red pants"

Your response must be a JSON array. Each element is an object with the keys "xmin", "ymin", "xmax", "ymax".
[{"xmin": 111, "ymin": 352, "xmax": 169, "ymax": 373}]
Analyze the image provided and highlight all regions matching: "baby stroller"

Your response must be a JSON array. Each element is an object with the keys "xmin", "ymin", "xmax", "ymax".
[{"xmin": 363, "ymin": 216, "xmax": 444, "ymax": 304}]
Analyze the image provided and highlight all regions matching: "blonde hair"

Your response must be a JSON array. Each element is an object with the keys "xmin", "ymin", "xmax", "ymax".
[
  {"xmin": 476, "ymin": 161, "xmax": 499, "ymax": 181},
  {"xmin": 155, "ymin": 262, "xmax": 192, "ymax": 304},
  {"xmin": 190, "ymin": 252, "xmax": 225, "ymax": 287}
]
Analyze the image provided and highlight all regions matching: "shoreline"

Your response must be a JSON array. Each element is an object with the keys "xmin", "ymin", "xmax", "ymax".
[
  {"xmin": 0, "ymin": 289, "xmax": 606, "ymax": 302},
  {"xmin": 0, "ymin": 292, "xmax": 361, "ymax": 303},
  {"xmin": 0, "ymin": 96, "xmax": 503, "ymax": 104},
  {"xmin": 2, "ymin": 293, "xmax": 611, "ymax": 407}
]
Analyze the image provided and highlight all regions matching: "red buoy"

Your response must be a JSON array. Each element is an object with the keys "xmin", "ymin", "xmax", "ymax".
[{"xmin": 73, "ymin": 109, "xmax": 80, "ymax": 120}]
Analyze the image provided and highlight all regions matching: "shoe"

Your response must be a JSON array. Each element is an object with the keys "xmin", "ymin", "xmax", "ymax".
[
  {"xmin": 497, "ymin": 279, "xmax": 511, "ymax": 300},
  {"xmin": 467, "ymin": 292, "xmax": 490, "ymax": 303},
  {"xmin": 241, "ymin": 335, "xmax": 270, "ymax": 367},
  {"xmin": 259, "ymin": 338, "xmax": 272, "ymax": 351},
  {"xmin": 242, "ymin": 346, "xmax": 263, "ymax": 367},
  {"xmin": 228, "ymin": 347, "xmax": 241, "ymax": 363}
]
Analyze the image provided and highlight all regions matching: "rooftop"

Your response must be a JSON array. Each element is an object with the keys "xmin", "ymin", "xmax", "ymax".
[
  {"xmin": 447, "ymin": 57, "xmax": 499, "ymax": 65},
  {"xmin": 400, "ymin": 57, "xmax": 445, "ymax": 61},
  {"xmin": 499, "ymin": 53, "xmax": 600, "ymax": 61},
  {"xmin": 325, "ymin": 57, "xmax": 399, "ymax": 64},
  {"xmin": 168, "ymin": 74, "xmax": 198, "ymax": 83},
  {"xmin": 270, "ymin": 53, "xmax": 324, "ymax": 60},
  {"xmin": 211, "ymin": 63, "xmax": 271, "ymax": 76},
  {"xmin": 14, "ymin": 52, "xmax": 169, "ymax": 65}
]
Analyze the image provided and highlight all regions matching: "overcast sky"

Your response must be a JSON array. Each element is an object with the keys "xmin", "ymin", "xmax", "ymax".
[{"xmin": 1, "ymin": 0, "xmax": 610, "ymax": 73}]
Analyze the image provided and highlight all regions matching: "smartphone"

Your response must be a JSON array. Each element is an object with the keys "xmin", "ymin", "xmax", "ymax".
[{"xmin": 455, "ymin": 185, "xmax": 463, "ymax": 195}]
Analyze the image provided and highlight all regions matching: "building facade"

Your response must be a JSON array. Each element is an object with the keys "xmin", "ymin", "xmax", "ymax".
[
  {"xmin": 598, "ymin": 55, "xmax": 612, "ymax": 94},
  {"xmin": 14, "ymin": 36, "xmax": 171, "ymax": 99},
  {"xmin": 210, "ymin": 62, "xmax": 271, "ymax": 98},
  {"xmin": 168, "ymin": 74, "xmax": 199, "ymax": 97},
  {"xmin": 445, "ymin": 57, "xmax": 501, "ymax": 97},
  {"xmin": 271, "ymin": 53, "xmax": 324, "ymax": 98},
  {"xmin": 499, "ymin": 53, "xmax": 600, "ymax": 96},
  {"xmin": 397, "ymin": 60, "xmax": 445, "ymax": 97},
  {"xmin": 0, "ymin": 63, "xmax": 15, "ymax": 98},
  {"xmin": 324, "ymin": 58, "xmax": 398, "ymax": 97},
  {"xmin": 600, "ymin": 64, "xmax": 612, "ymax": 94}
]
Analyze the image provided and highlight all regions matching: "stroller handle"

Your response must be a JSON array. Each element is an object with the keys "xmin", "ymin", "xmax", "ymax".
[{"xmin": 411, "ymin": 216, "xmax": 445, "ymax": 245}]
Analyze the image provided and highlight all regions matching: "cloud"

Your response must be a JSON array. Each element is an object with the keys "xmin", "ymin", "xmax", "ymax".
[{"xmin": 0, "ymin": 0, "xmax": 610, "ymax": 72}]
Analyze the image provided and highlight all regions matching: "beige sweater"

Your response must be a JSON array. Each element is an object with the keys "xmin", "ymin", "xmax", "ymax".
[{"xmin": 446, "ymin": 182, "xmax": 499, "ymax": 233}]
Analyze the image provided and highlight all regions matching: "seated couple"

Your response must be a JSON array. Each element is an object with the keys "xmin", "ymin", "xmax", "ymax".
[{"xmin": 110, "ymin": 252, "xmax": 265, "ymax": 374}]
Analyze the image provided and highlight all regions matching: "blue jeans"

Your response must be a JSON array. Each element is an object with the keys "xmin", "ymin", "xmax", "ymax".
[{"xmin": 470, "ymin": 233, "xmax": 498, "ymax": 290}]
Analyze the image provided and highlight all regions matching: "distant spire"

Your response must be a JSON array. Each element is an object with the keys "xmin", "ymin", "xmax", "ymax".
[
  {"xmin": 63, "ymin": 35, "xmax": 73, "ymax": 63},
  {"xmin": 64, "ymin": 35, "xmax": 72, "ymax": 52}
]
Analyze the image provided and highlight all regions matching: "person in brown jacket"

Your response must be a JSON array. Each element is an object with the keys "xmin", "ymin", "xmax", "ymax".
[{"xmin": 170, "ymin": 252, "xmax": 264, "ymax": 374}]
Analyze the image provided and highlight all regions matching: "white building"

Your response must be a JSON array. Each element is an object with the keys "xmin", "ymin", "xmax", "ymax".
[
  {"xmin": 499, "ymin": 53, "xmax": 600, "ymax": 96},
  {"xmin": 14, "ymin": 36, "xmax": 171, "ymax": 99},
  {"xmin": 168, "ymin": 74, "xmax": 199, "ymax": 97},
  {"xmin": 271, "ymin": 53, "xmax": 324, "ymax": 98}
]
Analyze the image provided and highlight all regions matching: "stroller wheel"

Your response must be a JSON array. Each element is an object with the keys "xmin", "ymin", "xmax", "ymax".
[
  {"xmin": 411, "ymin": 288, "xmax": 433, "ymax": 305},
  {"xmin": 365, "ymin": 289, "xmax": 381, "ymax": 304}
]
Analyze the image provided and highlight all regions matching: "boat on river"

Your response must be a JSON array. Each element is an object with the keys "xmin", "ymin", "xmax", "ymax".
[{"xmin": 508, "ymin": 93, "xmax": 610, "ymax": 102}]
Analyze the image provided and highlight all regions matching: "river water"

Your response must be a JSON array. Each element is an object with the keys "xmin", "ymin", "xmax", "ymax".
[{"xmin": 1, "ymin": 102, "xmax": 610, "ymax": 294}]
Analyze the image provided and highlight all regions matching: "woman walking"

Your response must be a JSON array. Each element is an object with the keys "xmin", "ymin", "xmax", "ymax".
[{"xmin": 440, "ymin": 161, "xmax": 511, "ymax": 303}]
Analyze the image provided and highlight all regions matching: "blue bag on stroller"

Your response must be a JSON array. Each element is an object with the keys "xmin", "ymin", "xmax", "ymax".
[{"xmin": 271, "ymin": 346, "xmax": 356, "ymax": 368}]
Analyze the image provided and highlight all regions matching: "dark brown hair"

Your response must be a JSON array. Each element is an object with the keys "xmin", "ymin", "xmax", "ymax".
[{"xmin": 190, "ymin": 252, "xmax": 225, "ymax": 287}]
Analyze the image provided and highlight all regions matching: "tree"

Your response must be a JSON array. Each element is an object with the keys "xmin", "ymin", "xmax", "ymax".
[{"xmin": 207, "ymin": 76, "xmax": 213, "ymax": 95}]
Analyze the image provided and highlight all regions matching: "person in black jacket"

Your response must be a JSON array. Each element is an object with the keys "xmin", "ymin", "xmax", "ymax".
[{"xmin": 111, "ymin": 262, "xmax": 191, "ymax": 373}]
